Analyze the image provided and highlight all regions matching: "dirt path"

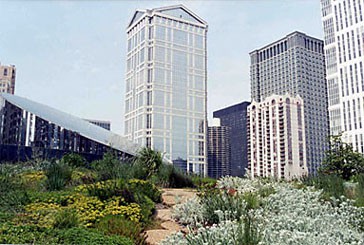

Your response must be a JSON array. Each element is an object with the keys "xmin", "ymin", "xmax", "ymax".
[{"xmin": 145, "ymin": 188, "xmax": 196, "ymax": 245}]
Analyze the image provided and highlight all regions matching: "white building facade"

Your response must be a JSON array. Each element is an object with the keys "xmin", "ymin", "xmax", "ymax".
[
  {"xmin": 321, "ymin": 0, "xmax": 364, "ymax": 153},
  {"xmin": 247, "ymin": 94, "xmax": 308, "ymax": 180},
  {"xmin": 124, "ymin": 5, "xmax": 208, "ymax": 175}
]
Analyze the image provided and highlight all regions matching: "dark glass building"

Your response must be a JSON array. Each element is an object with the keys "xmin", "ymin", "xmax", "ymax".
[
  {"xmin": 213, "ymin": 101, "xmax": 250, "ymax": 176},
  {"xmin": 207, "ymin": 119, "xmax": 231, "ymax": 179}
]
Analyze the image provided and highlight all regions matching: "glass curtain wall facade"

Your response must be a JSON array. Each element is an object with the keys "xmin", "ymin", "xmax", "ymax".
[
  {"xmin": 321, "ymin": 0, "xmax": 364, "ymax": 153},
  {"xmin": 124, "ymin": 5, "xmax": 208, "ymax": 175},
  {"xmin": 213, "ymin": 101, "xmax": 250, "ymax": 176},
  {"xmin": 250, "ymin": 31, "xmax": 329, "ymax": 174}
]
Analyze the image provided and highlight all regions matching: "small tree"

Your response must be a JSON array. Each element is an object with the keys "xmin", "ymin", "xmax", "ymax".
[
  {"xmin": 133, "ymin": 147, "xmax": 163, "ymax": 180},
  {"xmin": 321, "ymin": 135, "xmax": 364, "ymax": 180}
]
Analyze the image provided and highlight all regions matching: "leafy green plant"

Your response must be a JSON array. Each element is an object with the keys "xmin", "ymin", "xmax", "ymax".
[
  {"xmin": 53, "ymin": 208, "xmax": 79, "ymax": 229},
  {"xmin": 96, "ymin": 215, "xmax": 146, "ymax": 245},
  {"xmin": 321, "ymin": 135, "xmax": 364, "ymax": 180},
  {"xmin": 57, "ymin": 227, "xmax": 133, "ymax": 245},
  {"xmin": 62, "ymin": 153, "xmax": 87, "ymax": 168},
  {"xmin": 355, "ymin": 174, "xmax": 364, "ymax": 207},
  {"xmin": 0, "ymin": 224, "xmax": 59, "ymax": 244},
  {"xmin": 44, "ymin": 161, "xmax": 72, "ymax": 191},
  {"xmin": 91, "ymin": 152, "xmax": 129, "ymax": 180},
  {"xmin": 128, "ymin": 179, "xmax": 161, "ymax": 203},
  {"xmin": 303, "ymin": 173, "xmax": 345, "ymax": 200},
  {"xmin": 133, "ymin": 147, "xmax": 163, "ymax": 180},
  {"xmin": 0, "ymin": 166, "xmax": 30, "ymax": 212}
]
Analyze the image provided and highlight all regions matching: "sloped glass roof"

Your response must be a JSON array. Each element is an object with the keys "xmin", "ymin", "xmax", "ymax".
[{"xmin": 0, "ymin": 93, "xmax": 140, "ymax": 155}]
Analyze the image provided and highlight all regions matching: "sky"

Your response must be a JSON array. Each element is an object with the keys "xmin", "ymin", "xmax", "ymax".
[{"xmin": 0, "ymin": 0, "xmax": 323, "ymax": 135}]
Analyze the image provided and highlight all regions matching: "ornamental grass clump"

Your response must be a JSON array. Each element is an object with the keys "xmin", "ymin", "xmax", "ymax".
[{"xmin": 44, "ymin": 161, "xmax": 72, "ymax": 191}]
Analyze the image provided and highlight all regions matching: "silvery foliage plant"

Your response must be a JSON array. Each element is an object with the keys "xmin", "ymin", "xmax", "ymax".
[{"xmin": 162, "ymin": 176, "xmax": 364, "ymax": 244}]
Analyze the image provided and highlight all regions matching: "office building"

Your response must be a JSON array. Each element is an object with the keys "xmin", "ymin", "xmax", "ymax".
[
  {"xmin": 124, "ymin": 5, "xmax": 208, "ymax": 175},
  {"xmin": 207, "ymin": 118, "xmax": 231, "ymax": 179},
  {"xmin": 0, "ymin": 93, "xmax": 139, "ymax": 162},
  {"xmin": 213, "ymin": 101, "xmax": 250, "ymax": 176},
  {"xmin": 0, "ymin": 63, "xmax": 16, "ymax": 94},
  {"xmin": 85, "ymin": 119, "xmax": 111, "ymax": 131},
  {"xmin": 321, "ymin": 0, "xmax": 364, "ymax": 153},
  {"xmin": 250, "ymin": 31, "xmax": 328, "ymax": 174},
  {"xmin": 247, "ymin": 94, "xmax": 308, "ymax": 180}
]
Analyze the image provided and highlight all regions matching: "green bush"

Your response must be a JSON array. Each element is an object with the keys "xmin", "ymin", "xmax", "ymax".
[
  {"xmin": 0, "ymin": 224, "xmax": 58, "ymax": 244},
  {"xmin": 303, "ymin": 173, "xmax": 345, "ymax": 200},
  {"xmin": 53, "ymin": 208, "xmax": 79, "ymax": 229},
  {"xmin": 355, "ymin": 174, "xmax": 364, "ymax": 207},
  {"xmin": 154, "ymin": 164, "xmax": 194, "ymax": 188},
  {"xmin": 133, "ymin": 147, "xmax": 163, "ymax": 180},
  {"xmin": 91, "ymin": 152, "xmax": 129, "ymax": 180},
  {"xmin": 62, "ymin": 153, "xmax": 87, "ymax": 168},
  {"xmin": 85, "ymin": 179, "xmax": 128, "ymax": 201},
  {"xmin": 57, "ymin": 227, "xmax": 133, "ymax": 245},
  {"xmin": 134, "ymin": 194, "xmax": 155, "ymax": 223},
  {"xmin": 96, "ymin": 215, "xmax": 146, "ymax": 245},
  {"xmin": 192, "ymin": 176, "xmax": 217, "ymax": 189},
  {"xmin": 44, "ymin": 161, "xmax": 73, "ymax": 191},
  {"xmin": 0, "ymin": 166, "xmax": 30, "ymax": 212},
  {"xmin": 128, "ymin": 179, "xmax": 161, "ymax": 203}
]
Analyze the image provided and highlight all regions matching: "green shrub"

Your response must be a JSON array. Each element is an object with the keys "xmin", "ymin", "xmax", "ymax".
[
  {"xmin": 62, "ymin": 153, "xmax": 87, "ymax": 168},
  {"xmin": 44, "ymin": 161, "xmax": 72, "ymax": 191},
  {"xmin": 96, "ymin": 215, "xmax": 146, "ymax": 245},
  {"xmin": 0, "ymin": 224, "xmax": 59, "ymax": 244},
  {"xmin": 128, "ymin": 179, "xmax": 161, "ymax": 203},
  {"xmin": 0, "ymin": 166, "xmax": 30, "ymax": 212},
  {"xmin": 355, "ymin": 174, "xmax": 364, "ymax": 207},
  {"xmin": 192, "ymin": 176, "xmax": 217, "ymax": 188},
  {"xmin": 133, "ymin": 147, "xmax": 163, "ymax": 180},
  {"xmin": 303, "ymin": 174, "xmax": 345, "ymax": 200},
  {"xmin": 53, "ymin": 208, "xmax": 79, "ymax": 229},
  {"xmin": 133, "ymin": 194, "xmax": 155, "ymax": 223},
  {"xmin": 84, "ymin": 179, "xmax": 128, "ymax": 201},
  {"xmin": 57, "ymin": 227, "xmax": 133, "ymax": 245},
  {"xmin": 91, "ymin": 152, "xmax": 129, "ymax": 180}
]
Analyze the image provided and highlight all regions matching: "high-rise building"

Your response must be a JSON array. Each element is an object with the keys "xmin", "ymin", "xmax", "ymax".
[
  {"xmin": 207, "ymin": 118, "xmax": 231, "ymax": 179},
  {"xmin": 321, "ymin": 0, "xmax": 364, "ymax": 153},
  {"xmin": 124, "ymin": 5, "xmax": 208, "ymax": 175},
  {"xmin": 0, "ymin": 63, "xmax": 16, "ymax": 94},
  {"xmin": 213, "ymin": 101, "xmax": 250, "ymax": 176},
  {"xmin": 250, "ymin": 31, "xmax": 328, "ymax": 174},
  {"xmin": 247, "ymin": 94, "xmax": 308, "ymax": 180}
]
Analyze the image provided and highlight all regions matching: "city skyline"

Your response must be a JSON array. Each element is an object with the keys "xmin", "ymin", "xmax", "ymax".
[{"xmin": 0, "ymin": 0, "xmax": 323, "ymax": 135}]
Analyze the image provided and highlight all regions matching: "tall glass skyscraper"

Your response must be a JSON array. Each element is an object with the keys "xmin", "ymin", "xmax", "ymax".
[
  {"xmin": 321, "ymin": 0, "xmax": 364, "ymax": 153},
  {"xmin": 124, "ymin": 5, "xmax": 208, "ymax": 175},
  {"xmin": 250, "ymin": 32, "xmax": 329, "ymax": 174}
]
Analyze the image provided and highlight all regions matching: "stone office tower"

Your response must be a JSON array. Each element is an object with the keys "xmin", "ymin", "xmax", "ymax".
[
  {"xmin": 321, "ymin": 0, "xmax": 364, "ymax": 153},
  {"xmin": 0, "ymin": 63, "xmax": 16, "ymax": 94},
  {"xmin": 124, "ymin": 5, "xmax": 208, "ymax": 175},
  {"xmin": 250, "ymin": 31, "xmax": 329, "ymax": 174}
]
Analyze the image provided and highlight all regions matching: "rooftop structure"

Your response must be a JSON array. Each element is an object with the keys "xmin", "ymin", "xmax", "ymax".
[{"xmin": 0, "ymin": 93, "xmax": 139, "ymax": 161}]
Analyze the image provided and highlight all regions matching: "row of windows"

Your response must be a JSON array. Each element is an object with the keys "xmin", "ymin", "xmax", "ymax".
[
  {"xmin": 342, "ymin": 97, "xmax": 364, "ymax": 131},
  {"xmin": 334, "ymin": 0, "xmax": 363, "ymax": 32},
  {"xmin": 337, "ymin": 28, "xmax": 364, "ymax": 64},
  {"xmin": 339, "ymin": 62, "xmax": 364, "ymax": 97}
]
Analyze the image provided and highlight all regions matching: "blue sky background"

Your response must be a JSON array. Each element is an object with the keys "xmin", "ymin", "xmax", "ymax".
[{"xmin": 0, "ymin": 0, "xmax": 323, "ymax": 134}]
